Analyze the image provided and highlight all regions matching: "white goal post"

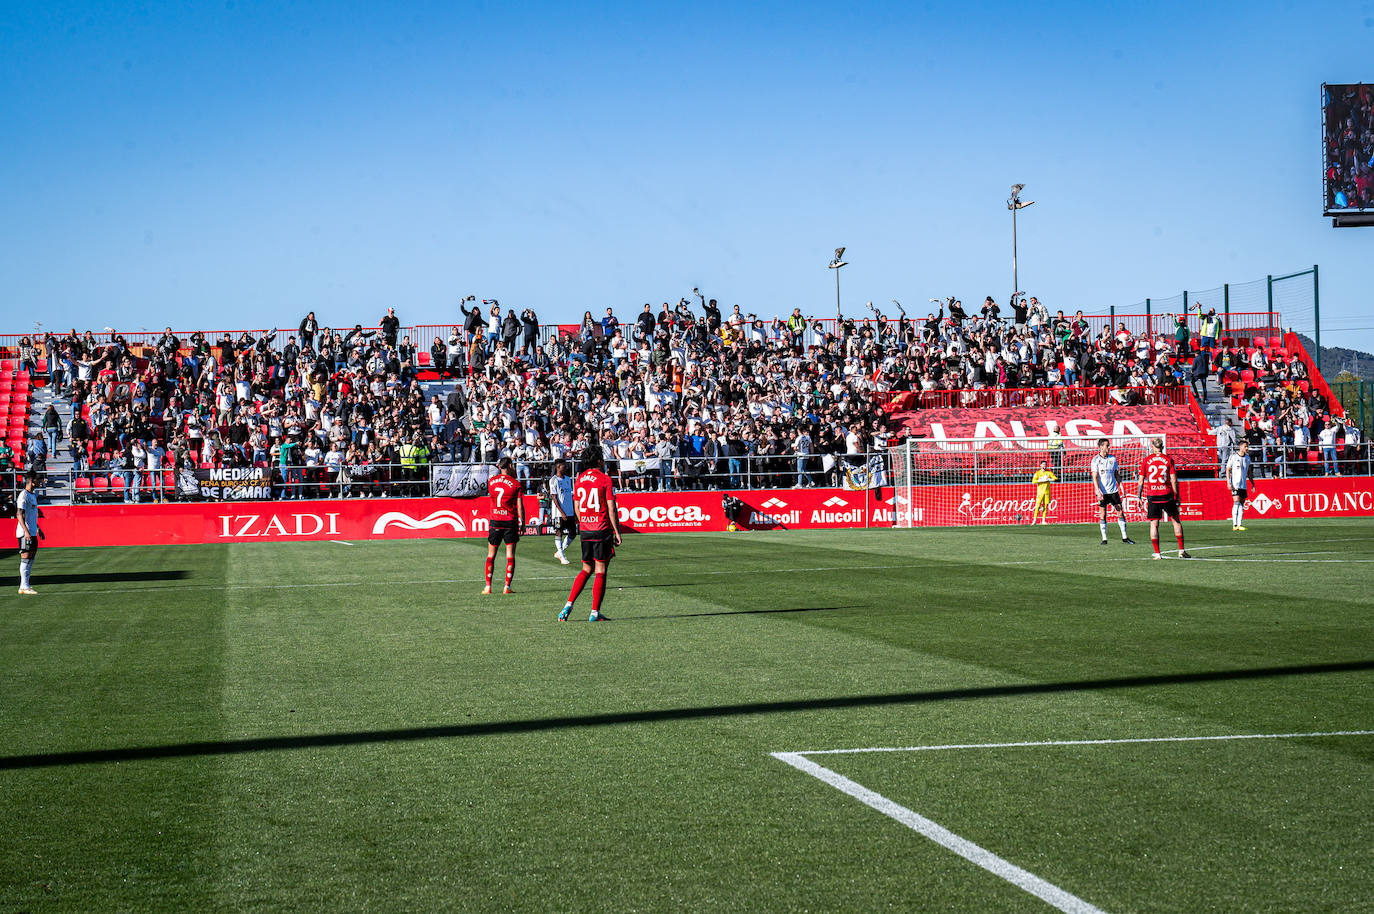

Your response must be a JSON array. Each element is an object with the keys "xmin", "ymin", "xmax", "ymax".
[{"xmin": 892, "ymin": 434, "xmax": 1161, "ymax": 527}]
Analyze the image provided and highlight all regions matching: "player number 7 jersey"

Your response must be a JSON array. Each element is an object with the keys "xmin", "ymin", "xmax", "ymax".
[{"xmin": 575, "ymin": 468, "xmax": 615, "ymax": 534}]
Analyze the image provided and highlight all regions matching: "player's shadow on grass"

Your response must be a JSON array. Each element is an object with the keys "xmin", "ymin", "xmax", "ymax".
[
  {"xmin": 614, "ymin": 604, "xmax": 860, "ymax": 621},
  {"xmin": 4, "ymin": 659, "xmax": 1372, "ymax": 771},
  {"xmin": 0, "ymin": 570, "xmax": 191, "ymax": 586}
]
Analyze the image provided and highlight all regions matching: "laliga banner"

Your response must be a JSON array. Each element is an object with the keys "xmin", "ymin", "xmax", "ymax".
[{"xmin": 888, "ymin": 404, "xmax": 1203, "ymax": 443}]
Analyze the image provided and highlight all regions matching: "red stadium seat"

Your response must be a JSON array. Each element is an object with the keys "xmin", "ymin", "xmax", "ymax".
[
  {"xmin": 92, "ymin": 477, "xmax": 109, "ymax": 495},
  {"xmin": 109, "ymin": 475, "xmax": 126, "ymax": 492},
  {"xmin": 1269, "ymin": 336, "xmax": 1282, "ymax": 349},
  {"xmin": 1298, "ymin": 380, "xmax": 1311, "ymax": 394},
  {"xmin": 0, "ymin": 359, "xmax": 13, "ymax": 371},
  {"xmin": 418, "ymin": 352, "xmax": 432, "ymax": 366}
]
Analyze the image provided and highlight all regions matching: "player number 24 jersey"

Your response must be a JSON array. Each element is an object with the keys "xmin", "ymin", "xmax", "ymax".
[{"xmin": 575, "ymin": 469, "xmax": 615, "ymax": 534}]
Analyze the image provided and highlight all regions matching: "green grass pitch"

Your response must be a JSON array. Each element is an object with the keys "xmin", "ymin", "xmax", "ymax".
[{"xmin": 2, "ymin": 521, "xmax": 1371, "ymax": 912}]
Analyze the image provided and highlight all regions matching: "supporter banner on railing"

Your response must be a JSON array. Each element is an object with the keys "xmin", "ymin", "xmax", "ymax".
[
  {"xmin": 432, "ymin": 463, "xmax": 493, "ymax": 497},
  {"xmin": 29, "ymin": 477, "xmax": 1374, "ymax": 547},
  {"xmin": 888, "ymin": 404, "xmax": 1205, "ymax": 443},
  {"xmin": 182, "ymin": 466, "xmax": 272, "ymax": 500}
]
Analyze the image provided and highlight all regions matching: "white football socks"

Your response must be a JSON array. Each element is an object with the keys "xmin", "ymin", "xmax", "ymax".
[{"xmin": 20, "ymin": 558, "xmax": 32, "ymax": 589}]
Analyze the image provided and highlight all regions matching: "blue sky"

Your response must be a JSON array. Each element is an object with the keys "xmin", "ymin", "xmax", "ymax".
[{"xmin": 2, "ymin": 1, "xmax": 1371, "ymax": 352}]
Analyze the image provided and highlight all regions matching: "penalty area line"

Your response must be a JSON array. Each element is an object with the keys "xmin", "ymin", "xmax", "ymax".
[
  {"xmin": 771, "ymin": 751, "xmax": 1108, "ymax": 914},
  {"xmin": 772, "ymin": 730, "xmax": 1374, "ymax": 913}
]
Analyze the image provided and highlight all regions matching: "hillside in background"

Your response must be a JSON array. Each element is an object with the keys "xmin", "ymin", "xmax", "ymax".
[{"xmin": 1293, "ymin": 334, "xmax": 1374, "ymax": 381}]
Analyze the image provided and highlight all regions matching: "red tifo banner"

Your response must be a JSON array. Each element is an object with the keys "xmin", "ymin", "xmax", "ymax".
[
  {"xmin": 888, "ymin": 404, "xmax": 1205, "ymax": 442},
  {"xmin": 27, "ymin": 478, "xmax": 1374, "ymax": 548}
]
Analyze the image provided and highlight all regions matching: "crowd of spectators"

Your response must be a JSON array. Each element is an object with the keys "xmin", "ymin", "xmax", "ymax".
[
  {"xmin": 31, "ymin": 315, "xmax": 435, "ymax": 501},
  {"xmin": 1325, "ymin": 83, "xmax": 1373, "ymax": 211},
  {"xmin": 1234, "ymin": 383, "xmax": 1364, "ymax": 478},
  {"xmin": 14, "ymin": 288, "xmax": 1361, "ymax": 502}
]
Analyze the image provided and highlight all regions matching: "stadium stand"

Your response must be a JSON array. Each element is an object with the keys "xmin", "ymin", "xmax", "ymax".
[{"xmin": 1, "ymin": 293, "xmax": 1363, "ymax": 505}]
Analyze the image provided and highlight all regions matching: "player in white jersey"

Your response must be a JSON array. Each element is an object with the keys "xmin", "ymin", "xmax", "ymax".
[
  {"xmin": 1226, "ymin": 439, "xmax": 1251, "ymax": 531},
  {"xmin": 547, "ymin": 459, "xmax": 577, "ymax": 564},
  {"xmin": 15, "ymin": 471, "xmax": 41, "ymax": 594},
  {"xmin": 1090, "ymin": 438, "xmax": 1135, "ymax": 546}
]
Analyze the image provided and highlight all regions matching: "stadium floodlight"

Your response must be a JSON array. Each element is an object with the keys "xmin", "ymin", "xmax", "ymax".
[
  {"xmin": 1006, "ymin": 184, "xmax": 1035, "ymax": 304},
  {"xmin": 828, "ymin": 247, "xmax": 848, "ymax": 321}
]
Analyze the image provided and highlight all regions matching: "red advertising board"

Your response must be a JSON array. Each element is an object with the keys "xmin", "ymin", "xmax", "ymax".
[
  {"xmin": 902, "ymin": 476, "xmax": 1374, "ymax": 526},
  {"xmin": 28, "ymin": 478, "xmax": 1373, "ymax": 548},
  {"xmin": 1231, "ymin": 477, "xmax": 1374, "ymax": 520}
]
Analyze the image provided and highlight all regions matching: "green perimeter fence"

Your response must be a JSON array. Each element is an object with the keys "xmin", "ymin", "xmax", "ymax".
[
  {"xmin": 1332, "ymin": 380, "xmax": 1372, "ymax": 432},
  {"xmin": 1084, "ymin": 266, "xmax": 1322, "ymax": 371}
]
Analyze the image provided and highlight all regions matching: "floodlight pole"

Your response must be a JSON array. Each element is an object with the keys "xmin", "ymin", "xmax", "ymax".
[
  {"xmin": 1012, "ymin": 203, "xmax": 1019, "ymax": 301},
  {"xmin": 828, "ymin": 247, "xmax": 848, "ymax": 323},
  {"xmin": 1008, "ymin": 184, "xmax": 1034, "ymax": 304}
]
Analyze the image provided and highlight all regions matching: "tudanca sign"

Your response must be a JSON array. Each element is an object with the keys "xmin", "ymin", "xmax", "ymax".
[{"xmin": 218, "ymin": 512, "xmax": 341, "ymax": 538}]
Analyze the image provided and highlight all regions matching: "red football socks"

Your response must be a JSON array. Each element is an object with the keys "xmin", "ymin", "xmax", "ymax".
[
  {"xmin": 1175, "ymin": 533, "xmax": 1185, "ymax": 551},
  {"xmin": 567, "ymin": 569, "xmax": 589, "ymax": 605},
  {"xmin": 592, "ymin": 572, "xmax": 606, "ymax": 614},
  {"xmin": 484, "ymin": 555, "xmax": 494, "ymax": 586},
  {"xmin": 1151, "ymin": 536, "xmax": 1160, "ymax": 554},
  {"xmin": 505, "ymin": 556, "xmax": 515, "ymax": 588}
]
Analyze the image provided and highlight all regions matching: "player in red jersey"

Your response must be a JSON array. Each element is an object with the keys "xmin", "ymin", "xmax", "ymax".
[
  {"xmin": 483, "ymin": 457, "xmax": 524, "ymax": 594},
  {"xmin": 1136, "ymin": 438, "xmax": 1191, "ymax": 560},
  {"xmin": 558, "ymin": 444, "xmax": 623, "ymax": 622}
]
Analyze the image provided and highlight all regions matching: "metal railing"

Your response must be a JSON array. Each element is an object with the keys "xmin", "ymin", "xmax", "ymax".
[
  {"xmin": 68, "ymin": 461, "xmax": 427, "ymax": 503},
  {"xmin": 49, "ymin": 440, "xmax": 1374, "ymax": 505}
]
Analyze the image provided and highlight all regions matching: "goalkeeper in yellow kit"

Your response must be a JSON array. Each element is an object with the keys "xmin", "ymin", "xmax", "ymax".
[{"xmin": 1030, "ymin": 461, "xmax": 1057, "ymax": 524}]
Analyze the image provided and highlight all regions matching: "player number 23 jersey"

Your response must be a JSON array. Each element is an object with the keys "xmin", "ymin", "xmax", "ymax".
[
  {"xmin": 1138, "ymin": 454, "xmax": 1176, "ymax": 497},
  {"xmin": 575, "ymin": 469, "xmax": 615, "ymax": 534}
]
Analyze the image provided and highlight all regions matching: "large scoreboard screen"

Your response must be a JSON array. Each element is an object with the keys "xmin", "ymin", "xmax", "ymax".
[{"xmin": 1323, "ymin": 83, "xmax": 1373, "ymax": 215}]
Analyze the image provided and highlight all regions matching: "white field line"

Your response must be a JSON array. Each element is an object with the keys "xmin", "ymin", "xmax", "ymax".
[
  {"xmin": 772, "ymin": 751, "xmax": 1108, "ymax": 914},
  {"xmin": 33, "ymin": 537, "xmax": 1373, "ymax": 597},
  {"xmin": 1185, "ymin": 558, "xmax": 1374, "ymax": 563},
  {"xmin": 772, "ymin": 730, "xmax": 1374, "ymax": 913},
  {"xmin": 790, "ymin": 729, "xmax": 1374, "ymax": 757},
  {"xmin": 331, "ymin": 540, "xmax": 355, "ymax": 546}
]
